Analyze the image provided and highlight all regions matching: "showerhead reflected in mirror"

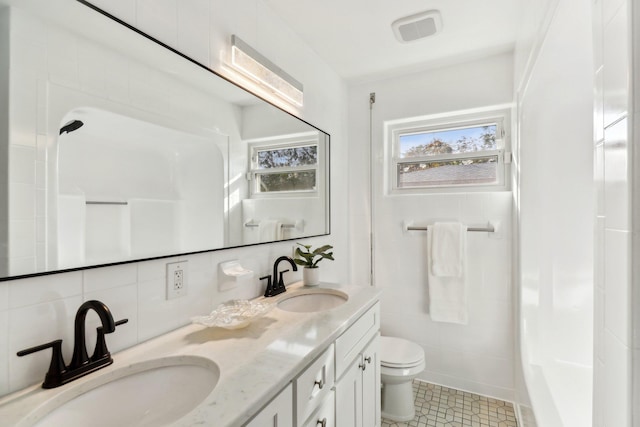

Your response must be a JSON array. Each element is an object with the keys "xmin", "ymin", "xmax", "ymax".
[
  {"xmin": 0, "ymin": 0, "xmax": 330, "ymax": 279},
  {"xmin": 59, "ymin": 120, "xmax": 84, "ymax": 135}
]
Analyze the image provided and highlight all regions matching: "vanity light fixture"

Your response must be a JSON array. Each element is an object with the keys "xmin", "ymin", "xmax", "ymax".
[{"xmin": 231, "ymin": 35, "xmax": 304, "ymax": 107}]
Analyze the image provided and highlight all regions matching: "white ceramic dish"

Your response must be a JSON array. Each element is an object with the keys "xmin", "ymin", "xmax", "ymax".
[{"xmin": 192, "ymin": 299, "xmax": 275, "ymax": 329}]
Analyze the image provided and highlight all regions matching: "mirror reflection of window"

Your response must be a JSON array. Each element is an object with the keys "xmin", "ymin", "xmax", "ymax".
[{"xmin": 249, "ymin": 135, "xmax": 320, "ymax": 196}]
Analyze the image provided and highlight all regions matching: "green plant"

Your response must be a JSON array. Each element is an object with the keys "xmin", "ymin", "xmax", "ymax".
[{"xmin": 294, "ymin": 243, "xmax": 334, "ymax": 268}]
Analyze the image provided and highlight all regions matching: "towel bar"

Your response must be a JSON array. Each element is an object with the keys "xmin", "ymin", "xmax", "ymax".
[
  {"xmin": 86, "ymin": 201, "xmax": 128, "ymax": 206},
  {"xmin": 406, "ymin": 225, "xmax": 495, "ymax": 233},
  {"xmin": 244, "ymin": 222, "xmax": 295, "ymax": 228}
]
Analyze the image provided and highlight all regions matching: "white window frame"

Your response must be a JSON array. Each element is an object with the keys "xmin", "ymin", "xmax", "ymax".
[
  {"xmin": 385, "ymin": 106, "xmax": 511, "ymax": 194},
  {"xmin": 247, "ymin": 132, "xmax": 323, "ymax": 198}
]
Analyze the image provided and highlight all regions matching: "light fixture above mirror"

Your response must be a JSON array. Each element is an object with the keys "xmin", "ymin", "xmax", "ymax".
[{"xmin": 231, "ymin": 35, "xmax": 304, "ymax": 107}]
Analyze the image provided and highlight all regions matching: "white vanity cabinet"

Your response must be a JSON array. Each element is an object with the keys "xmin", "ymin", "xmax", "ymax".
[
  {"xmin": 245, "ymin": 384, "xmax": 294, "ymax": 427},
  {"xmin": 243, "ymin": 301, "xmax": 381, "ymax": 427},
  {"xmin": 334, "ymin": 303, "xmax": 381, "ymax": 427}
]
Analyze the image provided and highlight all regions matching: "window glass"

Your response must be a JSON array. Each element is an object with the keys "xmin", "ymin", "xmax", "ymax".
[
  {"xmin": 388, "ymin": 110, "xmax": 508, "ymax": 191},
  {"xmin": 399, "ymin": 124, "xmax": 497, "ymax": 158},
  {"xmin": 250, "ymin": 142, "xmax": 319, "ymax": 195},
  {"xmin": 257, "ymin": 171, "xmax": 317, "ymax": 192},
  {"xmin": 397, "ymin": 156, "xmax": 498, "ymax": 188},
  {"xmin": 256, "ymin": 145, "xmax": 317, "ymax": 168}
]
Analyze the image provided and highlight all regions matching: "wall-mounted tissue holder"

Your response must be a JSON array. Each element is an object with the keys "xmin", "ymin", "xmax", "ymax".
[{"xmin": 218, "ymin": 260, "xmax": 254, "ymax": 291}]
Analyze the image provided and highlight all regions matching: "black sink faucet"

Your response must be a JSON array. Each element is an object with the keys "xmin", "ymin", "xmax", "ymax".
[
  {"xmin": 17, "ymin": 300, "xmax": 127, "ymax": 389},
  {"xmin": 70, "ymin": 300, "xmax": 116, "ymax": 368},
  {"xmin": 261, "ymin": 256, "xmax": 298, "ymax": 297}
]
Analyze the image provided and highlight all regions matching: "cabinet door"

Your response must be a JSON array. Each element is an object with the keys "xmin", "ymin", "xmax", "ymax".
[
  {"xmin": 335, "ymin": 303, "xmax": 380, "ymax": 378},
  {"xmin": 361, "ymin": 335, "xmax": 380, "ymax": 427},
  {"xmin": 334, "ymin": 355, "xmax": 363, "ymax": 427},
  {"xmin": 245, "ymin": 383, "xmax": 293, "ymax": 427},
  {"xmin": 301, "ymin": 390, "xmax": 335, "ymax": 427}
]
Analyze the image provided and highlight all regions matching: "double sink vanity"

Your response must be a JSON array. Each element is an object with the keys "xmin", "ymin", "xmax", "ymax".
[{"xmin": 0, "ymin": 283, "xmax": 381, "ymax": 427}]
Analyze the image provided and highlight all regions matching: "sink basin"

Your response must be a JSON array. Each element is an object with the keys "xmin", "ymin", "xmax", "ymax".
[
  {"xmin": 277, "ymin": 288, "xmax": 348, "ymax": 313},
  {"xmin": 28, "ymin": 356, "xmax": 219, "ymax": 427}
]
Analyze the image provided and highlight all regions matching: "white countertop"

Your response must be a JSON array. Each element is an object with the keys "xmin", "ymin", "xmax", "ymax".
[{"xmin": 0, "ymin": 282, "xmax": 381, "ymax": 427}]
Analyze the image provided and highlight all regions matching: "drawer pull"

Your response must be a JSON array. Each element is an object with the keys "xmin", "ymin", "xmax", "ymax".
[
  {"xmin": 314, "ymin": 379, "xmax": 325, "ymax": 389},
  {"xmin": 364, "ymin": 356, "xmax": 372, "ymax": 364},
  {"xmin": 316, "ymin": 418, "xmax": 327, "ymax": 427}
]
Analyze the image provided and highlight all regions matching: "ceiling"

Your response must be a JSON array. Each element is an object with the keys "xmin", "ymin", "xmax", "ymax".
[{"xmin": 263, "ymin": 0, "xmax": 522, "ymax": 82}]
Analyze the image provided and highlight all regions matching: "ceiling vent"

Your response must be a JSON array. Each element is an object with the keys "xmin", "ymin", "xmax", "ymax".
[{"xmin": 392, "ymin": 10, "xmax": 442, "ymax": 43}]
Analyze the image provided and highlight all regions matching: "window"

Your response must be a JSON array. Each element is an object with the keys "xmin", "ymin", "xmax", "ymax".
[
  {"xmin": 249, "ymin": 136, "xmax": 319, "ymax": 195},
  {"xmin": 387, "ymin": 108, "xmax": 509, "ymax": 191}
]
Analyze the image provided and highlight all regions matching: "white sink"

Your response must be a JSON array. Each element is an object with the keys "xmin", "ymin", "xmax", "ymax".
[
  {"xmin": 277, "ymin": 288, "xmax": 348, "ymax": 313},
  {"xmin": 27, "ymin": 356, "xmax": 219, "ymax": 427}
]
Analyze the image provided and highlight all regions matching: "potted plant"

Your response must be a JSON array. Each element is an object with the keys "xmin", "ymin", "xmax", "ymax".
[{"xmin": 294, "ymin": 243, "xmax": 334, "ymax": 286}]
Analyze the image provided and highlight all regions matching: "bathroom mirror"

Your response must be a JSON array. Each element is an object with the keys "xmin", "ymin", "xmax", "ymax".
[{"xmin": 0, "ymin": 0, "xmax": 330, "ymax": 279}]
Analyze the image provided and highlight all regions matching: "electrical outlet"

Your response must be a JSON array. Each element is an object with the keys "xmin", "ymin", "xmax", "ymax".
[{"xmin": 166, "ymin": 261, "xmax": 188, "ymax": 299}]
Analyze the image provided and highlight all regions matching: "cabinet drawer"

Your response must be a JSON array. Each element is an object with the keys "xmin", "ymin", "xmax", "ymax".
[
  {"xmin": 301, "ymin": 390, "xmax": 335, "ymax": 427},
  {"xmin": 295, "ymin": 344, "xmax": 335, "ymax": 426},
  {"xmin": 334, "ymin": 302, "xmax": 380, "ymax": 379}
]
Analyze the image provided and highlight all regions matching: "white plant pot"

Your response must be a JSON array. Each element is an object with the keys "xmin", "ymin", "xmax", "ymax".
[{"xmin": 302, "ymin": 267, "xmax": 320, "ymax": 286}]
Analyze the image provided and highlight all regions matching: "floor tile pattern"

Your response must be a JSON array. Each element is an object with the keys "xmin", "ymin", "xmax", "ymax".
[{"xmin": 381, "ymin": 380, "xmax": 518, "ymax": 427}]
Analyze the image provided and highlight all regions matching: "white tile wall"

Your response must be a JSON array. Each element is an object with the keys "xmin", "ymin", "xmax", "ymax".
[
  {"xmin": 8, "ymin": 271, "xmax": 82, "ymax": 309},
  {"xmin": 603, "ymin": 229, "xmax": 631, "ymax": 344},
  {"xmin": 603, "ymin": 119, "xmax": 630, "ymax": 229},
  {"xmin": 593, "ymin": 0, "xmax": 635, "ymax": 423},
  {"xmin": 0, "ymin": 0, "xmax": 350, "ymax": 399},
  {"xmin": 515, "ymin": 0, "xmax": 595, "ymax": 424},
  {"xmin": 602, "ymin": 3, "xmax": 629, "ymax": 128},
  {"xmin": 603, "ymin": 331, "xmax": 631, "ymax": 426},
  {"xmin": 83, "ymin": 264, "xmax": 138, "ymax": 294},
  {"xmin": 348, "ymin": 53, "xmax": 516, "ymax": 401}
]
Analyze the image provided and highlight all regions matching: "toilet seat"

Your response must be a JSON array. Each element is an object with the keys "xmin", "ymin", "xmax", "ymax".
[{"xmin": 380, "ymin": 336, "xmax": 424, "ymax": 368}]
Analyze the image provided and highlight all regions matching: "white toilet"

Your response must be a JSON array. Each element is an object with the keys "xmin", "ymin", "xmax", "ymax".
[{"xmin": 380, "ymin": 336, "xmax": 426, "ymax": 422}]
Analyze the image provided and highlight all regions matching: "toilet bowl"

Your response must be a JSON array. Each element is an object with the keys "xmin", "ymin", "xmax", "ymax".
[{"xmin": 380, "ymin": 336, "xmax": 425, "ymax": 422}]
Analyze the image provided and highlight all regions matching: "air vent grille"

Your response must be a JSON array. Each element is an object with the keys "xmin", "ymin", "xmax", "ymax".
[{"xmin": 392, "ymin": 10, "xmax": 442, "ymax": 43}]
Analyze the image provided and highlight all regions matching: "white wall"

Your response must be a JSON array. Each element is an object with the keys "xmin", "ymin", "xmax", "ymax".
[
  {"xmin": 348, "ymin": 53, "xmax": 516, "ymax": 400},
  {"xmin": 514, "ymin": 0, "xmax": 595, "ymax": 425},
  {"xmin": 0, "ymin": 0, "xmax": 349, "ymax": 397},
  {"xmin": 592, "ymin": 0, "xmax": 637, "ymax": 425}
]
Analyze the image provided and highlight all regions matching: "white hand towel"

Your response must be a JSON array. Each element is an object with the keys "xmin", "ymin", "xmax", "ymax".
[
  {"xmin": 258, "ymin": 219, "xmax": 283, "ymax": 242},
  {"xmin": 427, "ymin": 223, "xmax": 468, "ymax": 324},
  {"xmin": 431, "ymin": 222, "xmax": 467, "ymax": 277}
]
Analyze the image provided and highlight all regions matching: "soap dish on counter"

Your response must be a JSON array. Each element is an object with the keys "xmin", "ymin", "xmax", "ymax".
[{"xmin": 192, "ymin": 299, "xmax": 275, "ymax": 330}]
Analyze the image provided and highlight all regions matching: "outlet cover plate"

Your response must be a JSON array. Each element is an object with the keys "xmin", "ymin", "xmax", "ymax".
[{"xmin": 166, "ymin": 261, "xmax": 188, "ymax": 299}]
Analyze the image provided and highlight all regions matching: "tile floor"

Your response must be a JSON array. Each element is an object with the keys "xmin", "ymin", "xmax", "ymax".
[{"xmin": 381, "ymin": 380, "xmax": 518, "ymax": 427}]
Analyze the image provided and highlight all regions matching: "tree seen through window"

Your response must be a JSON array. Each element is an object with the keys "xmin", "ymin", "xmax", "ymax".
[{"xmin": 399, "ymin": 125, "xmax": 496, "ymax": 174}]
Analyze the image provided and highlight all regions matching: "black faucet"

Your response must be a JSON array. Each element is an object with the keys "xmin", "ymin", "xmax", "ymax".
[
  {"xmin": 261, "ymin": 256, "xmax": 298, "ymax": 297},
  {"xmin": 17, "ymin": 300, "xmax": 128, "ymax": 389}
]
